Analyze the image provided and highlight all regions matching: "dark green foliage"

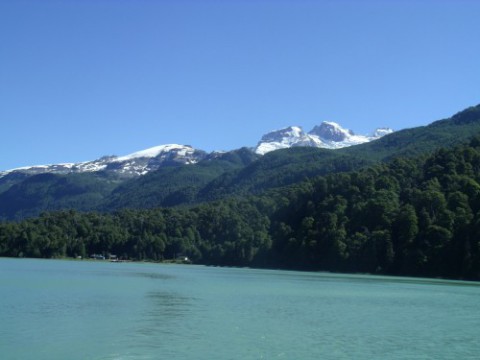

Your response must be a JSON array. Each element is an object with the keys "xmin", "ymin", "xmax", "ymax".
[
  {"xmin": 0, "ymin": 200, "xmax": 273, "ymax": 266},
  {"xmin": 103, "ymin": 148, "xmax": 259, "ymax": 210},
  {"xmin": 340, "ymin": 104, "xmax": 480, "ymax": 161},
  {"xmin": 0, "ymin": 172, "xmax": 31, "ymax": 193},
  {"xmin": 279, "ymin": 137, "xmax": 480, "ymax": 279},
  {"xmin": 0, "ymin": 172, "xmax": 120, "ymax": 221},
  {"xmin": 196, "ymin": 147, "xmax": 371, "ymax": 202}
]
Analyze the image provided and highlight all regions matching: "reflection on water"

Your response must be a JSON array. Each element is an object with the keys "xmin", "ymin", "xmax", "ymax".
[
  {"xmin": 132, "ymin": 291, "xmax": 198, "ymax": 354},
  {"xmin": 144, "ymin": 291, "xmax": 193, "ymax": 325},
  {"xmin": 88, "ymin": 268, "xmax": 176, "ymax": 281},
  {"xmin": 132, "ymin": 272, "xmax": 175, "ymax": 280}
]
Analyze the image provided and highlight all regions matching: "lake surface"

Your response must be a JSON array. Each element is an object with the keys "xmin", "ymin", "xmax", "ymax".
[{"xmin": 0, "ymin": 258, "xmax": 479, "ymax": 359}]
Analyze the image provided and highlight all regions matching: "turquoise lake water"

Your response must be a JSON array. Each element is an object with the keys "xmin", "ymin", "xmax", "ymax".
[{"xmin": 1, "ymin": 258, "xmax": 479, "ymax": 359}]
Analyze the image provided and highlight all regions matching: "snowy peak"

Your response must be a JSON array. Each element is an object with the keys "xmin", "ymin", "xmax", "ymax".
[
  {"xmin": 255, "ymin": 126, "xmax": 323, "ymax": 155},
  {"xmin": 255, "ymin": 121, "xmax": 393, "ymax": 154},
  {"xmin": 309, "ymin": 121, "xmax": 353, "ymax": 142},
  {"xmin": 109, "ymin": 144, "xmax": 205, "ymax": 175},
  {"xmin": 259, "ymin": 126, "xmax": 305, "ymax": 143},
  {"xmin": 115, "ymin": 144, "xmax": 195, "ymax": 162}
]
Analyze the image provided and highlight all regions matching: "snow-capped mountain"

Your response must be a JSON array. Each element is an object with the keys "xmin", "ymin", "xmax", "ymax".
[
  {"xmin": 103, "ymin": 144, "xmax": 207, "ymax": 175},
  {"xmin": 254, "ymin": 122, "xmax": 393, "ymax": 155},
  {"xmin": 0, "ymin": 122, "xmax": 393, "ymax": 180},
  {"xmin": 254, "ymin": 126, "xmax": 322, "ymax": 155},
  {"xmin": 0, "ymin": 144, "xmax": 208, "ymax": 179}
]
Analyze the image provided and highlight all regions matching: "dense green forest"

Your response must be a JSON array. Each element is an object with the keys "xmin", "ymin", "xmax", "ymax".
[{"xmin": 2, "ymin": 136, "xmax": 480, "ymax": 280}]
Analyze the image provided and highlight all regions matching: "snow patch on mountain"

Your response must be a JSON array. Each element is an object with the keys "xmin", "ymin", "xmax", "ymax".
[
  {"xmin": 115, "ymin": 144, "xmax": 193, "ymax": 162},
  {"xmin": 372, "ymin": 128, "xmax": 394, "ymax": 138}
]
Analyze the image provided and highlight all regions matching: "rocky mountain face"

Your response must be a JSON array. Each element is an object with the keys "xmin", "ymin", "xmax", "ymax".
[
  {"xmin": 254, "ymin": 122, "xmax": 393, "ymax": 155},
  {"xmin": 0, "ymin": 122, "xmax": 393, "ymax": 181}
]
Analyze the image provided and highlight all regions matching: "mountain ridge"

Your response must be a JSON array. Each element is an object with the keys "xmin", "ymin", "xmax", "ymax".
[
  {"xmin": 1, "ymin": 103, "xmax": 480, "ymax": 221},
  {"xmin": 0, "ymin": 121, "xmax": 392, "ymax": 179}
]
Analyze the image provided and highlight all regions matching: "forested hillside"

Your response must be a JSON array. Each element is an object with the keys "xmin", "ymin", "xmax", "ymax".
[
  {"xmin": 0, "ymin": 148, "xmax": 259, "ymax": 220},
  {"xmin": 339, "ymin": 104, "xmax": 480, "ymax": 161},
  {"xmin": 0, "ymin": 172, "xmax": 121, "ymax": 220},
  {"xmin": 2, "ymin": 136, "xmax": 480, "ymax": 280}
]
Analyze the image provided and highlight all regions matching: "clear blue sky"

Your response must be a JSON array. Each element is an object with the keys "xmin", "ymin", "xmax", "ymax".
[{"xmin": 1, "ymin": 0, "xmax": 480, "ymax": 170}]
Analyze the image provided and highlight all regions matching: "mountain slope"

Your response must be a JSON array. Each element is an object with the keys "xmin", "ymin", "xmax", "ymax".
[
  {"xmin": 0, "ymin": 148, "xmax": 259, "ymax": 219},
  {"xmin": 103, "ymin": 148, "xmax": 259, "ymax": 210},
  {"xmin": 108, "ymin": 100, "xmax": 480, "ymax": 209},
  {"xmin": 0, "ymin": 172, "xmax": 121, "ymax": 220},
  {"xmin": 1, "ymin": 104, "xmax": 480, "ymax": 220},
  {"xmin": 339, "ymin": 104, "xmax": 480, "ymax": 161},
  {"xmin": 0, "ymin": 144, "xmax": 208, "ymax": 191},
  {"xmin": 188, "ymin": 104, "xmax": 480, "ymax": 204},
  {"xmin": 196, "ymin": 147, "xmax": 371, "ymax": 202}
]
